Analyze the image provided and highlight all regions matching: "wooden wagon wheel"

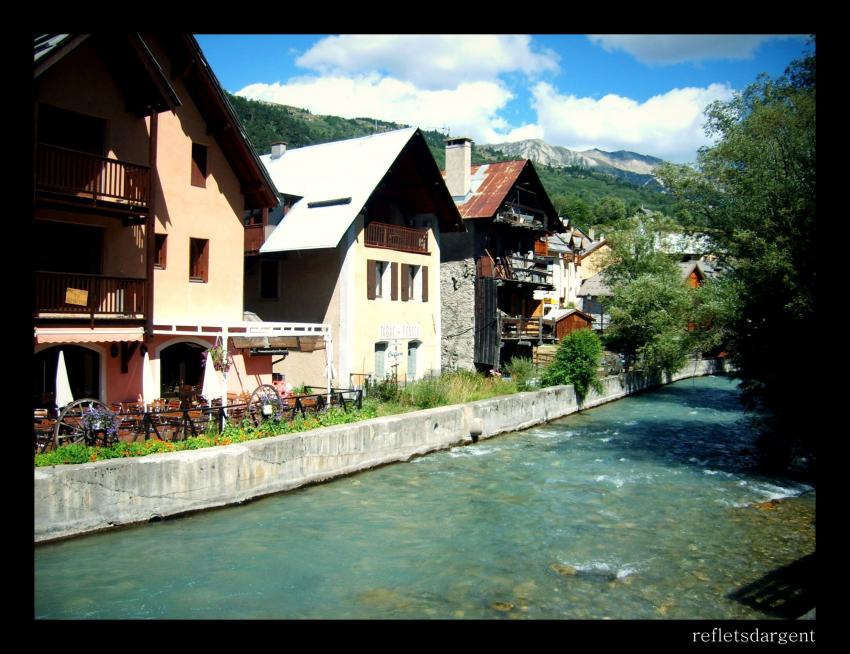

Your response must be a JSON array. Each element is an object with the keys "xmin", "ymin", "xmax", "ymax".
[
  {"xmin": 247, "ymin": 384, "xmax": 283, "ymax": 425},
  {"xmin": 54, "ymin": 398, "xmax": 116, "ymax": 449}
]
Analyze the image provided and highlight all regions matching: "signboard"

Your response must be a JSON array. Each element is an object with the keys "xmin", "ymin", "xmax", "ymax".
[
  {"xmin": 65, "ymin": 288, "xmax": 89, "ymax": 306},
  {"xmin": 378, "ymin": 324, "xmax": 421, "ymax": 340}
]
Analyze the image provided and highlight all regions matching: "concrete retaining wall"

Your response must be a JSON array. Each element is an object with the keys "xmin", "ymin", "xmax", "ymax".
[{"xmin": 34, "ymin": 358, "xmax": 729, "ymax": 543}]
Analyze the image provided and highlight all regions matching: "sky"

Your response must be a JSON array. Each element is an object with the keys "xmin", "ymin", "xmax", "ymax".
[{"xmin": 195, "ymin": 34, "xmax": 812, "ymax": 164}]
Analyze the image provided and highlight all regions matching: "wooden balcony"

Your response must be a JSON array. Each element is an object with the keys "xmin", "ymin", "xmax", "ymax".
[
  {"xmin": 500, "ymin": 316, "xmax": 557, "ymax": 343},
  {"xmin": 36, "ymin": 144, "xmax": 150, "ymax": 213},
  {"xmin": 477, "ymin": 253, "xmax": 553, "ymax": 287},
  {"xmin": 365, "ymin": 221, "xmax": 429, "ymax": 254},
  {"xmin": 245, "ymin": 223, "xmax": 265, "ymax": 254},
  {"xmin": 34, "ymin": 271, "xmax": 147, "ymax": 319}
]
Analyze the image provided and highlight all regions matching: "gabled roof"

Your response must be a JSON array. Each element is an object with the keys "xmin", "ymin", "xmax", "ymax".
[
  {"xmin": 35, "ymin": 33, "xmax": 277, "ymax": 209},
  {"xmin": 546, "ymin": 307, "xmax": 594, "ymax": 323},
  {"xmin": 260, "ymin": 128, "xmax": 464, "ymax": 253},
  {"xmin": 445, "ymin": 160, "xmax": 558, "ymax": 230},
  {"xmin": 579, "ymin": 260, "xmax": 712, "ymax": 297}
]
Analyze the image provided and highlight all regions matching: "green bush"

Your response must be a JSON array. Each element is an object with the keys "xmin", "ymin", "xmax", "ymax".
[
  {"xmin": 505, "ymin": 357, "xmax": 536, "ymax": 391},
  {"xmin": 542, "ymin": 329, "xmax": 604, "ymax": 400}
]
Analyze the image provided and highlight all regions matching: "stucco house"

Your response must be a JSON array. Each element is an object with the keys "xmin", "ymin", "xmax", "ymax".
[
  {"xmin": 244, "ymin": 127, "xmax": 465, "ymax": 389},
  {"xmin": 439, "ymin": 138, "xmax": 560, "ymax": 372},
  {"xmin": 33, "ymin": 34, "xmax": 291, "ymax": 409}
]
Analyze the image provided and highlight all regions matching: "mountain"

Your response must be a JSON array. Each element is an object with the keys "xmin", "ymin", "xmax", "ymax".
[
  {"xmin": 226, "ymin": 93, "xmax": 675, "ymax": 220},
  {"xmin": 484, "ymin": 139, "xmax": 664, "ymax": 189}
]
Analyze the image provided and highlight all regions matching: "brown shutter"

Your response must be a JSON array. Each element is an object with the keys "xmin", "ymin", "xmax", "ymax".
[
  {"xmin": 422, "ymin": 265, "xmax": 429, "ymax": 302},
  {"xmin": 391, "ymin": 262, "xmax": 398, "ymax": 301},
  {"xmin": 367, "ymin": 260, "xmax": 376, "ymax": 300},
  {"xmin": 401, "ymin": 263, "xmax": 410, "ymax": 302}
]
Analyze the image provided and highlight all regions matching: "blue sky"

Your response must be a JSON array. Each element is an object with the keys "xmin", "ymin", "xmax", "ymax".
[{"xmin": 195, "ymin": 34, "xmax": 812, "ymax": 164}]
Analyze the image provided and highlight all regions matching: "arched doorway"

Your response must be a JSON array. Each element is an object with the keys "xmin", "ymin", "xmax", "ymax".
[
  {"xmin": 33, "ymin": 345, "xmax": 100, "ymax": 409},
  {"xmin": 159, "ymin": 342, "xmax": 205, "ymax": 398}
]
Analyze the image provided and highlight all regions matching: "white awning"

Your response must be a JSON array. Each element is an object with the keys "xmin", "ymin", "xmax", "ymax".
[{"xmin": 34, "ymin": 327, "xmax": 145, "ymax": 344}]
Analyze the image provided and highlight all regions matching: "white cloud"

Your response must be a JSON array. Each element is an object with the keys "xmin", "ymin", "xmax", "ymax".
[
  {"xmin": 532, "ymin": 82, "xmax": 736, "ymax": 163},
  {"xmin": 237, "ymin": 75, "xmax": 518, "ymax": 144},
  {"xmin": 587, "ymin": 34, "xmax": 804, "ymax": 65},
  {"xmin": 296, "ymin": 34, "xmax": 559, "ymax": 90}
]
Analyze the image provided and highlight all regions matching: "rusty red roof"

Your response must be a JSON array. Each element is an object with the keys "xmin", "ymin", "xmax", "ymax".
[{"xmin": 454, "ymin": 160, "xmax": 527, "ymax": 219}]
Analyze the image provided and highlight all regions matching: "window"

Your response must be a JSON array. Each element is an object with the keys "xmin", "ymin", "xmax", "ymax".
[
  {"xmin": 367, "ymin": 260, "xmax": 397, "ymax": 300},
  {"xmin": 154, "ymin": 234, "xmax": 167, "ymax": 269},
  {"xmin": 260, "ymin": 259, "xmax": 279, "ymax": 299},
  {"xmin": 374, "ymin": 342, "xmax": 388, "ymax": 379},
  {"xmin": 191, "ymin": 143, "xmax": 208, "ymax": 188},
  {"xmin": 407, "ymin": 340, "xmax": 420, "ymax": 382},
  {"xmin": 401, "ymin": 264, "xmax": 428, "ymax": 302},
  {"xmin": 189, "ymin": 238, "xmax": 209, "ymax": 282}
]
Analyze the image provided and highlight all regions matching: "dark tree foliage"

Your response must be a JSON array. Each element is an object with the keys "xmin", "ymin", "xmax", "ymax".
[{"xmin": 657, "ymin": 43, "xmax": 816, "ymax": 473}]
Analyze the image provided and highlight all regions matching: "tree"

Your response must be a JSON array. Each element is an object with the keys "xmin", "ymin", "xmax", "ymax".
[
  {"xmin": 552, "ymin": 194, "xmax": 592, "ymax": 229},
  {"xmin": 592, "ymin": 195, "xmax": 627, "ymax": 227},
  {"xmin": 603, "ymin": 269, "xmax": 694, "ymax": 375},
  {"xmin": 542, "ymin": 329, "xmax": 603, "ymax": 400},
  {"xmin": 598, "ymin": 211, "xmax": 682, "ymax": 288},
  {"xmin": 656, "ymin": 44, "xmax": 816, "ymax": 471}
]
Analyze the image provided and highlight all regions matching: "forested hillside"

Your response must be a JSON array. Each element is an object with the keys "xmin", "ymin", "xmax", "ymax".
[{"xmin": 227, "ymin": 92, "xmax": 674, "ymax": 227}]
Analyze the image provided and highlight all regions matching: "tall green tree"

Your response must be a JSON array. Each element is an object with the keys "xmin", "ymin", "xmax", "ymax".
[{"xmin": 657, "ymin": 44, "xmax": 816, "ymax": 470}]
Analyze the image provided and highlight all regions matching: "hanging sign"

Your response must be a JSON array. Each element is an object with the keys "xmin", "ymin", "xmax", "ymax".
[{"xmin": 65, "ymin": 288, "xmax": 89, "ymax": 306}]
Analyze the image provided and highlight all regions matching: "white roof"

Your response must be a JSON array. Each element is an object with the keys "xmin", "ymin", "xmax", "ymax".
[{"xmin": 259, "ymin": 127, "xmax": 418, "ymax": 253}]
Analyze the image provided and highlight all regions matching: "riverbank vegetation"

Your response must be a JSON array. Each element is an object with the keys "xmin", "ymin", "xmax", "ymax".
[{"xmin": 657, "ymin": 43, "xmax": 816, "ymax": 474}]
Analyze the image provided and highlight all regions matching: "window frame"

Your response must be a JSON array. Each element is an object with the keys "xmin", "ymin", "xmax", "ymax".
[
  {"xmin": 191, "ymin": 142, "xmax": 208, "ymax": 188},
  {"xmin": 189, "ymin": 238, "xmax": 209, "ymax": 283}
]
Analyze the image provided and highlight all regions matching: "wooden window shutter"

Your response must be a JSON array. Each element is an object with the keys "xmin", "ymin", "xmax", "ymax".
[
  {"xmin": 367, "ymin": 260, "xmax": 376, "ymax": 300},
  {"xmin": 401, "ymin": 263, "xmax": 410, "ymax": 302},
  {"xmin": 422, "ymin": 265, "xmax": 429, "ymax": 302},
  {"xmin": 391, "ymin": 262, "xmax": 398, "ymax": 301}
]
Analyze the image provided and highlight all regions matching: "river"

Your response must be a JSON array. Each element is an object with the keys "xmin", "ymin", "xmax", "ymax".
[{"xmin": 34, "ymin": 375, "xmax": 815, "ymax": 619}]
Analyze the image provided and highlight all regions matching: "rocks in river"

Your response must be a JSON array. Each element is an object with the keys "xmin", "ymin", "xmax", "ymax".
[
  {"xmin": 490, "ymin": 601, "xmax": 514, "ymax": 612},
  {"xmin": 550, "ymin": 563, "xmax": 578, "ymax": 576},
  {"xmin": 751, "ymin": 499, "xmax": 781, "ymax": 511}
]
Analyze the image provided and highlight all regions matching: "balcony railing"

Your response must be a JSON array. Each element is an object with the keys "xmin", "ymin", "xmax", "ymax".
[
  {"xmin": 36, "ymin": 144, "xmax": 150, "ymax": 210},
  {"xmin": 500, "ymin": 316, "xmax": 557, "ymax": 342},
  {"xmin": 244, "ymin": 223, "xmax": 265, "ymax": 254},
  {"xmin": 477, "ymin": 253, "xmax": 553, "ymax": 286},
  {"xmin": 365, "ymin": 221, "xmax": 428, "ymax": 254},
  {"xmin": 34, "ymin": 271, "xmax": 147, "ymax": 318}
]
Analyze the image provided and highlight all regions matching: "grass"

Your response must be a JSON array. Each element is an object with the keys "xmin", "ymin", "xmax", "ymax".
[{"xmin": 34, "ymin": 369, "xmax": 533, "ymax": 467}]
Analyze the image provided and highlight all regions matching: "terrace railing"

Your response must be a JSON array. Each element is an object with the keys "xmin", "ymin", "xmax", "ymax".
[
  {"xmin": 365, "ymin": 221, "xmax": 429, "ymax": 254},
  {"xmin": 36, "ymin": 144, "xmax": 150, "ymax": 210},
  {"xmin": 34, "ymin": 271, "xmax": 147, "ymax": 318}
]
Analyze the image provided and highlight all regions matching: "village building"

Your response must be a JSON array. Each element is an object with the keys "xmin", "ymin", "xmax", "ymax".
[
  {"xmin": 33, "ymin": 34, "xmax": 292, "ymax": 410},
  {"xmin": 538, "ymin": 223, "xmax": 610, "ymax": 313},
  {"xmin": 244, "ymin": 128, "xmax": 465, "ymax": 389},
  {"xmin": 439, "ymin": 138, "xmax": 560, "ymax": 372}
]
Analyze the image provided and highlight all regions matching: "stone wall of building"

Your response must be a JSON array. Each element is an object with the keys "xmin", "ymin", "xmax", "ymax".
[{"xmin": 440, "ymin": 259, "xmax": 476, "ymax": 371}]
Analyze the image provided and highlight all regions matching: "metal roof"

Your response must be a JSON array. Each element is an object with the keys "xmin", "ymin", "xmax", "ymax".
[
  {"xmin": 451, "ymin": 161, "xmax": 527, "ymax": 219},
  {"xmin": 259, "ymin": 128, "xmax": 465, "ymax": 253}
]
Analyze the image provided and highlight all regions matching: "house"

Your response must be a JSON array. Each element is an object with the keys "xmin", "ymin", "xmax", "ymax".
[
  {"xmin": 33, "ymin": 34, "xmax": 294, "ymax": 410},
  {"xmin": 540, "ymin": 222, "xmax": 610, "ymax": 312},
  {"xmin": 244, "ymin": 128, "xmax": 465, "ymax": 389},
  {"xmin": 439, "ymin": 138, "xmax": 560, "ymax": 372}
]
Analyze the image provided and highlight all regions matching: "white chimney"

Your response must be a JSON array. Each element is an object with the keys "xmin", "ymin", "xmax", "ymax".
[
  {"xmin": 445, "ymin": 137, "xmax": 472, "ymax": 198},
  {"xmin": 271, "ymin": 141, "xmax": 287, "ymax": 159}
]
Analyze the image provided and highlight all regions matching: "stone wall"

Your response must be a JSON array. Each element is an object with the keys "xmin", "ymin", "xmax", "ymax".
[
  {"xmin": 440, "ymin": 258, "xmax": 476, "ymax": 371},
  {"xmin": 35, "ymin": 358, "xmax": 729, "ymax": 543}
]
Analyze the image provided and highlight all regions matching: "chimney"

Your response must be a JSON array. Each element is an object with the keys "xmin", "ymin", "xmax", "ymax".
[
  {"xmin": 445, "ymin": 137, "xmax": 472, "ymax": 198},
  {"xmin": 271, "ymin": 141, "xmax": 287, "ymax": 159}
]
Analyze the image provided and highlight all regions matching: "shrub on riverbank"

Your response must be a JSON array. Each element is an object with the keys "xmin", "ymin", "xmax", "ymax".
[{"xmin": 541, "ymin": 329, "xmax": 604, "ymax": 400}]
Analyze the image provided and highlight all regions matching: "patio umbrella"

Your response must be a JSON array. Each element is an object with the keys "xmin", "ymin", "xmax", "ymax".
[
  {"xmin": 55, "ymin": 350, "xmax": 74, "ymax": 410},
  {"xmin": 142, "ymin": 350, "xmax": 157, "ymax": 408},
  {"xmin": 201, "ymin": 351, "xmax": 222, "ymax": 403}
]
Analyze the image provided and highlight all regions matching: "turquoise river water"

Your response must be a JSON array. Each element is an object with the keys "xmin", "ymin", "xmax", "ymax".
[{"xmin": 34, "ymin": 375, "xmax": 815, "ymax": 619}]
